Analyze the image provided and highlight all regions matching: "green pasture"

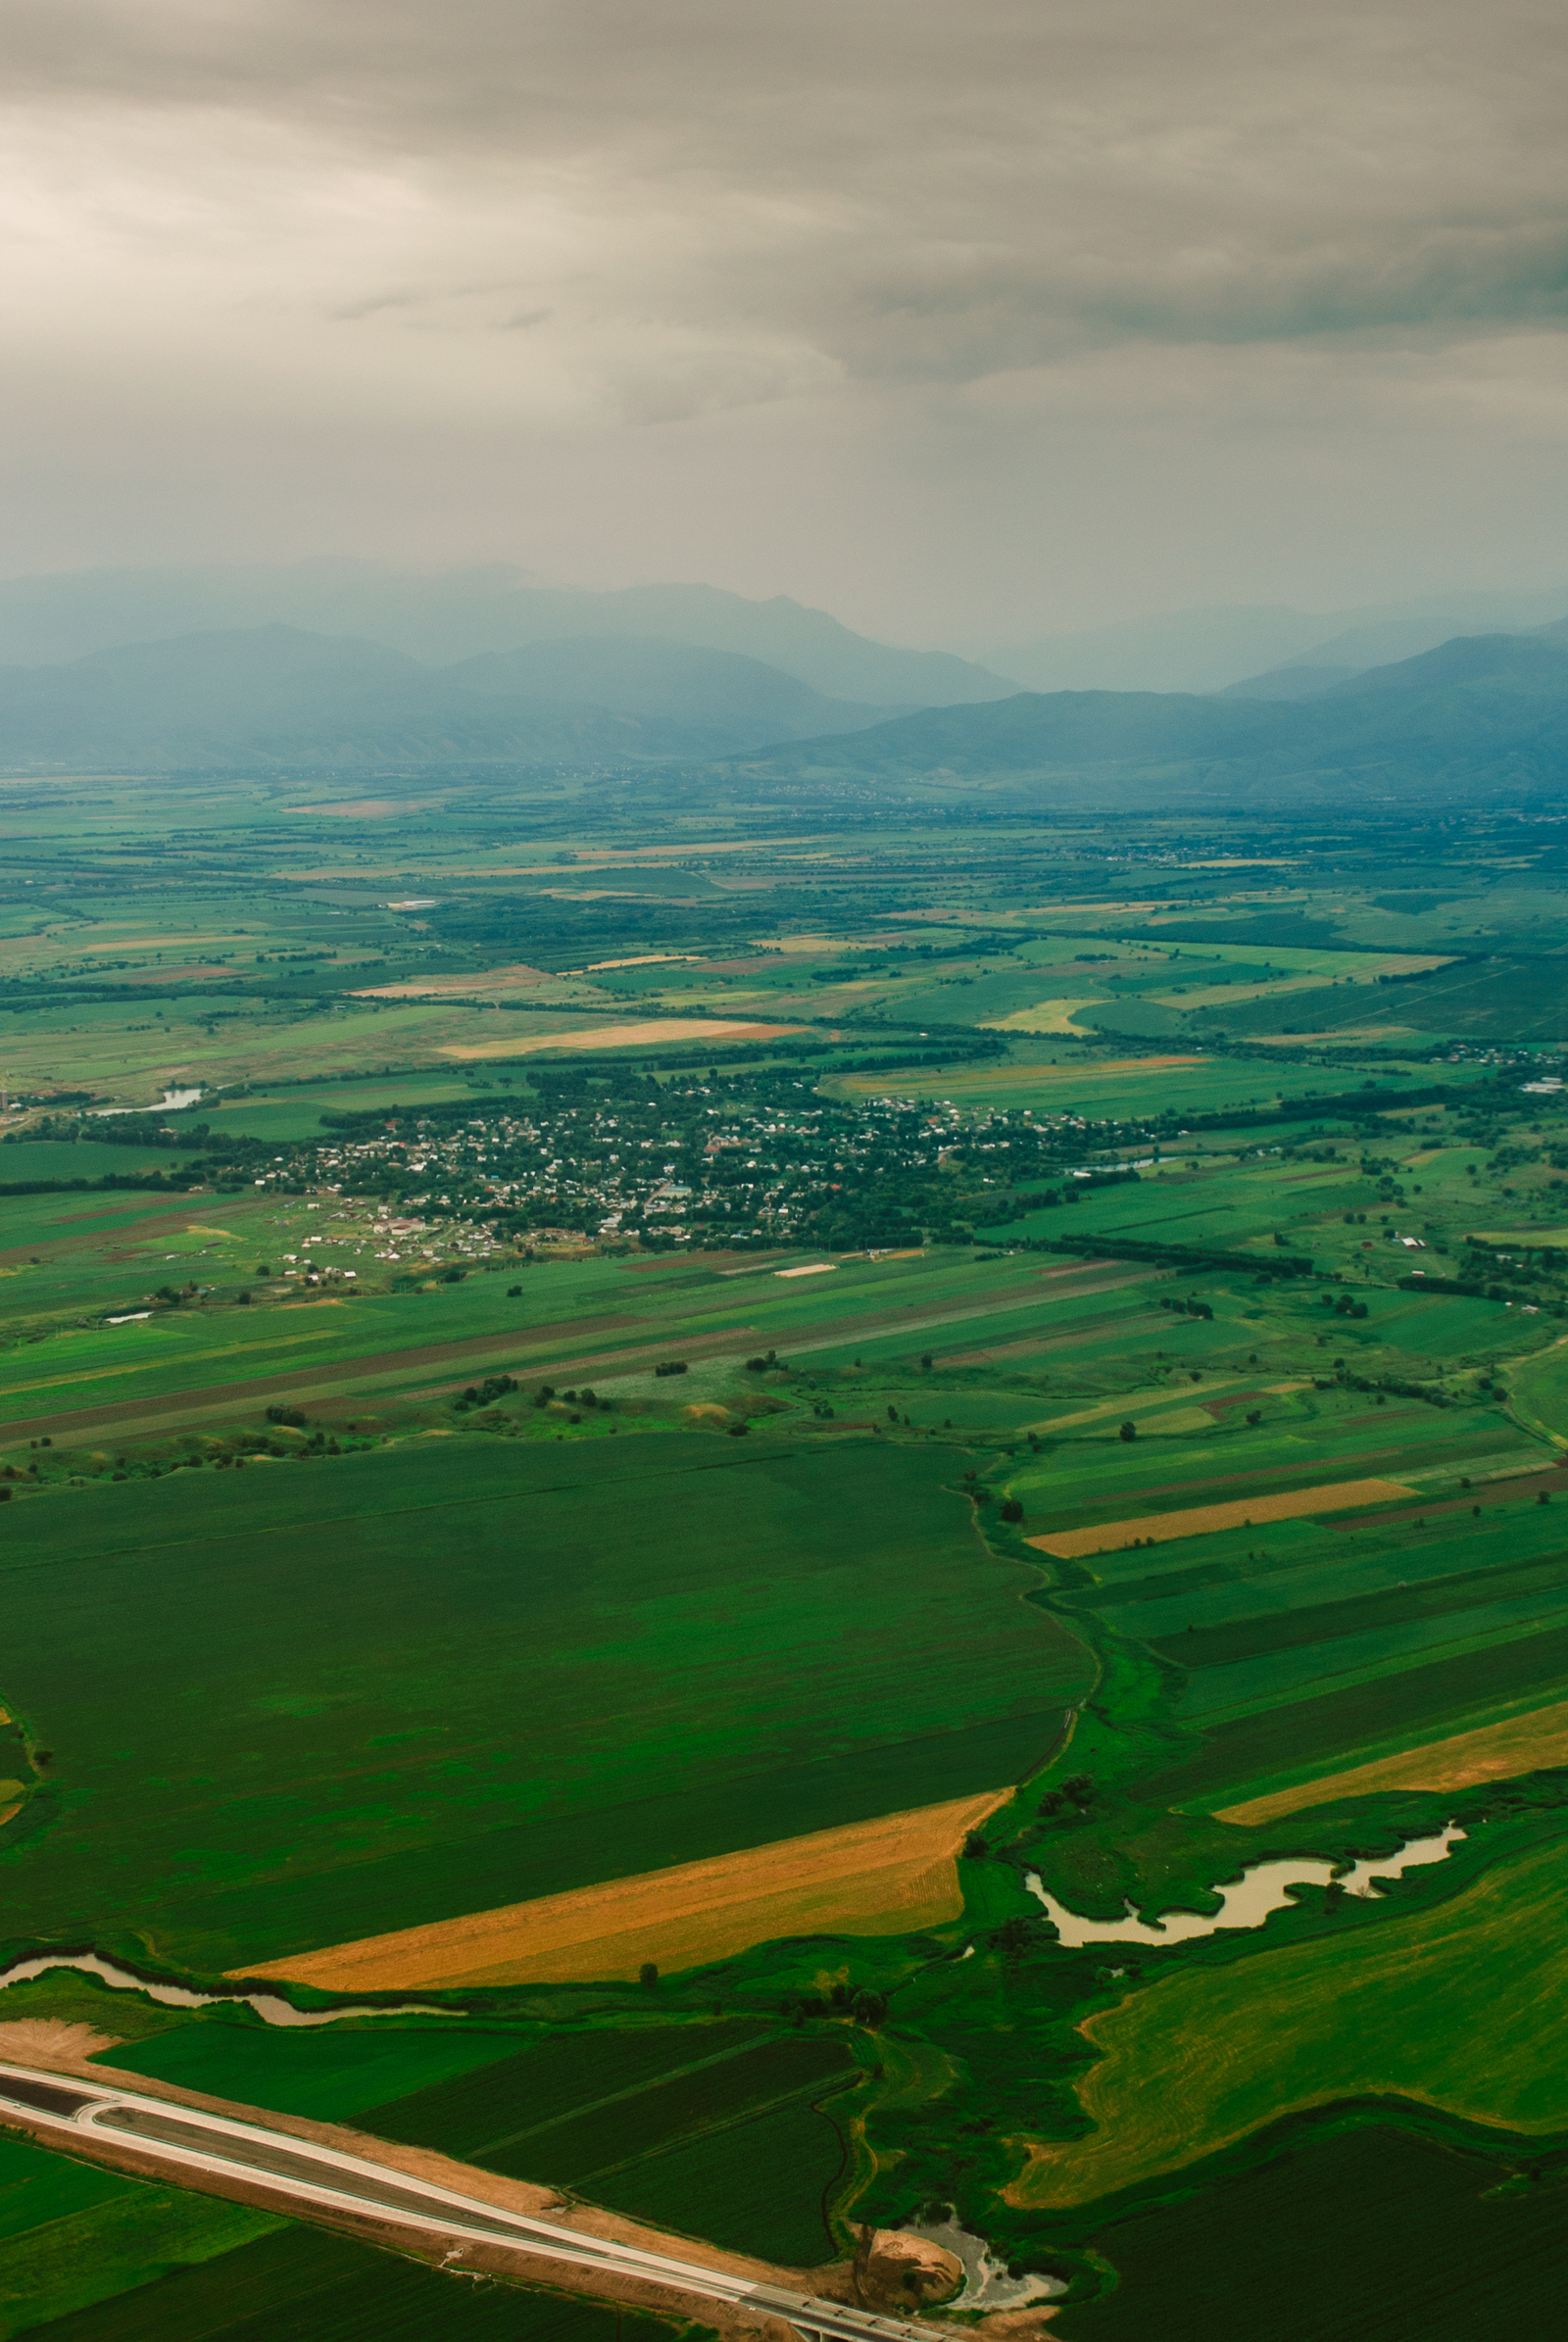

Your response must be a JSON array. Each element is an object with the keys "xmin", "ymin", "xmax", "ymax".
[
  {"xmin": 1509, "ymin": 1339, "xmax": 1568, "ymax": 1444},
  {"xmin": 19, "ymin": 2225, "xmax": 678, "ymax": 2342},
  {"xmin": 0, "ymin": 1434, "xmax": 1091, "ymax": 1970},
  {"xmin": 0, "ymin": 2157, "xmax": 278, "ymax": 2338},
  {"xmin": 1015, "ymin": 1831, "xmax": 1568, "ymax": 2209},
  {"xmin": 0, "ymin": 1140, "xmax": 208, "ymax": 1184},
  {"xmin": 362, "ymin": 2021, "xmax": 773, "ymax": 2155},
  {"xmin": 1147, "ymin": 1614, "xmax": 1568, "ymax": 1808},
  {"xmin": 832, "ymin": 1051, "xmax": 1371, "ymax": 1121},
  {"xmin": 1178, "ymin": 1584, "xmax": 1568, "ymax": 1722},
  {"xmin": 1011, "ymin": 1385, "xmax": 1527, "ymax": 1523},
  {"xmin": 96, "ymin": 2018, "xmax": 529, "ymax": 2121},
  {"xmin": 1079, "ymin": 1496, "xmax": 1568, "ymax": 1646},
  {"xmin": 0, "ymin": 2135, "xmax": 132, "ymax": 2250}
]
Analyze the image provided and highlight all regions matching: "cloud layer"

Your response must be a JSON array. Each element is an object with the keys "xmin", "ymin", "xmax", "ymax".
[{"xmin": 5, "ymin": 2, "xmax": 1568, "ymax": 632}]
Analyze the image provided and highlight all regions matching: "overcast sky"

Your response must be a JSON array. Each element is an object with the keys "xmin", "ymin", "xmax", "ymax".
[{"xmin": 5, "ymin": 0, "xmax": 1568, "ymax": 643}]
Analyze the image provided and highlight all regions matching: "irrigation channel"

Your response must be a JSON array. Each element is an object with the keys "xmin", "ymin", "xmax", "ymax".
[
  {"xmin": 1026, "ymin": 1824, "xmax": 1465, "ymax": 1948},
  {"xmin": 0, "ymin": 2062, "xmax": 956, "ymax": 2342}
]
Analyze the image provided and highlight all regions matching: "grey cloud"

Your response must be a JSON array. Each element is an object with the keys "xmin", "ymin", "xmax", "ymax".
[
  {"xmin": 9, "ymin": 0, "xmax": 1568, "ymax": 401},
  {"xmin": 7, "ymin": 0, "xmax": 1568, "ymax": 638}
]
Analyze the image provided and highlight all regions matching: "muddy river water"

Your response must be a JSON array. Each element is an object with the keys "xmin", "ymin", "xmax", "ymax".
[
  {"xmin": 0, "ymin": 1950, "xmax": 448, "ymax": 2026},
  {"xmin": 1026, "ymin": 1825, "xmax": 1465, "ymax": 1947}
]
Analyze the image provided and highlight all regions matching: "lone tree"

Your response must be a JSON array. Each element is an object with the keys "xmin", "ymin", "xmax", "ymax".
[
  {"xmin": 1119, "ymin": 1420, "xmax": 1137, "ymax": 1442},
  {"xmin": 639, "ymin": 1962, "xmax": 659, "ymax": 1989},
  {"xmin": 1000, "ymin": 1496, "xmax": 1024, "ymax": 1523}
]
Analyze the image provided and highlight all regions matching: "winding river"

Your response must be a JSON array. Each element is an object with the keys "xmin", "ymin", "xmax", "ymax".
[
  {"xmin": 1026, "ymin": 1824, "xmax": 1465, "ymax": 1948},
  {"xmin": 0, "ymin": 1950, "xmax": 450, "ymax": 2027}
]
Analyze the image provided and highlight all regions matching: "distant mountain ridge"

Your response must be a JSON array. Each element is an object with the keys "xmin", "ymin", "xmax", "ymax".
[
  {"xmin": 724, "ymin": 630, "xmax": 1568, "ymax": 801},
  {"xmin": 978, "ymin": 584, "xmax": 1568, "ymax": 696},
  {"xmin": 0, "ymin": 561, "xmax": 1017, "ymax": 708},
  {"xmin": 0, "ymin": 626, "xmax": 908, "ymax": 772},
  {"xmin": 7, "ymin": 611, "xmax": 1568, "ymax": 798}
]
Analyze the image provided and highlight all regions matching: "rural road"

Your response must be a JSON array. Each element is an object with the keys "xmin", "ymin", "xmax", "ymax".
[{"xmin": 0, "ymin": 2062, "xmax": 947, "ymax": 2342}]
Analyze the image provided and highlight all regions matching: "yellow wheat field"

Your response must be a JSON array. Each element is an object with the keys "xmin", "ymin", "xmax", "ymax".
[
  {"xmin": 1216, "ymin": 1694, "xmax": 1568, "ymax": 1825},
  {"xmin": 232, "ymin": 1787, "xmax": 1010, "ymax": 1992},
  {"xmin": 1027, "ymin": 1475, "xmax": 1414, "ymax": 1561}
]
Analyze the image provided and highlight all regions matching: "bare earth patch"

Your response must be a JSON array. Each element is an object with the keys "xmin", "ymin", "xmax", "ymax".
[
  {"xmin": 0, "ymin": 2019, "xmax": 121, "ymax": 2059},
  {"xmin": 231, "ymin": 1789, "xmax": 1012, "ymax": 1991},
  {"xmin": 1215, "ymin": 1693, "xmax": 1568, "ymax": 1824},
  {"xmin": 353, "ymin": 961, "xmax": 556, "ymax": 999},
  {"xmin": 1027, "ymin": 1475, "xmax": 1414, "ymax": 1560}
]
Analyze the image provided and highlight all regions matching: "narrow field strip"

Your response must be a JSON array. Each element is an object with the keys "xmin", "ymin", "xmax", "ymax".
[
  {"xmin": 438, "ymin": 1017, "xmax": 807, "ymax": 1059},
  {"xmin": 0, "ymin": 1319, "xmax": 761, "ymax": 1445},
  {"xmin": 1027, "ymin": 1475, "xmax": 1415, "ymax": 1560},
  {"xmin": 1214, "ymin": 1693, "xmax": 1568, "ymax": 1824},
  {"xmin": 231, "ymin": 1787, "xmax": 1009, "ymax": 1991}
]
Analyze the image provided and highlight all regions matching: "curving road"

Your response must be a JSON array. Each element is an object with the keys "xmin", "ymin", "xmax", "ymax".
[{"xmin": 0, "ymin": 2062, "xmax": 944, "ymax": 2342}]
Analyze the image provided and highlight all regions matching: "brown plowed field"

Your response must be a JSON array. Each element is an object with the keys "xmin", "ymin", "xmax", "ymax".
[{"xmin": 234, "ymin": 1787, "xmax": 1012, "ymax": 1991}]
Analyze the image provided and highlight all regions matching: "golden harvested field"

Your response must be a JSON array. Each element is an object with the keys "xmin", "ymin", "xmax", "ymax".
[
  {"xmin": 353, "ymin": 961, "xmax": 558, "ymax": 998},
  {"xmin": 439, "ymin": 1017, "xmax": 806, "ymax": 1059},
  {"xmin": 1027, "ymin": 1476, "xmax": 1414, "ymax": 1560},
  {"xmin": 1215, "ymin": 1694, "xmax": 1568, "ymax": 1825},
  {"xmin": 233, "ymin": 1787, "xmax": 1009, "ymax": 1991}
]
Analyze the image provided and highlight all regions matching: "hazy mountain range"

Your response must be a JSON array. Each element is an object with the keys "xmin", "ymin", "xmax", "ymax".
[
  {"xmin": 0, "ymin": 563, "xmax": 1014, "ymax": 709},
  {"xmin": 0, "ymin": 626, "xmax": 918, "ymax": 770},
  {"xmin": 975, "ymin": 584, "xmax": 1568, "ymax": 696},
  {"xmin": 730, "ymin": 628, "xmax": 1568, "ymax": 802},
  {"xmin": 1, "ymin": 560, "xmax": 1568, "ymax": 793}
]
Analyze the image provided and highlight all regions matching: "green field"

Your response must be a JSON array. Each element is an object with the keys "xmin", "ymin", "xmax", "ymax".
[
  {"xmin": 0, "ymin": 1433, "xmax": 1089, "ymax": 1970},
  {"xmin": 1053, "ymin": 2119, "xmax": 1568, "ymax": 2342},
  {"xmin": 0, "ymin": 2003, "xmax": 856, "ymax": 2335},
  {"xmin": 6, "ymin": 800, "xmax": 1568, "ymax": 2329},
  {"xmin": 23, "ymin": 2227, "xmax": 684, "ymax": 2342},
  {"xmin": 1013, "ymin": 1831, "xmax": 1568, "ymax": 2208}
]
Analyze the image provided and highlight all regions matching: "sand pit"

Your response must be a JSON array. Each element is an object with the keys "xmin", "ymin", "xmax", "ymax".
[
  {"xmin": 1028, "ymin": 1475, "xmax": 1414, "ymax": 1560},
  {"xmin": 231, "ymin": 1788, "xmax": 1011, "ymax": 1992},
  {"xmin": 1215, "ymin": 1694, "xmax": 1568, "ymax": 1825}
]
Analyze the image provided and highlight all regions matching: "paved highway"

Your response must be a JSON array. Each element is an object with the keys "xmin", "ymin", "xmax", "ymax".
[{"xmin": 0, "ymin": 2062, "xmax": 948, "ymax": 2342}]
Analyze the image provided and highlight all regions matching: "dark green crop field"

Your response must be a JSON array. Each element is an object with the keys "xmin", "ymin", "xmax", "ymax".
[
  {"xmin": 24, "ymin": 2222, "xmax": 687, "ymax": 2342},
  {"xmin": 0, "ymin": 1432, "xmax": 1087, "ymax": 1970},
  {"xmin": 1053, "ymin": 2121, "xmax": 1568, "ymax": 2342}
]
